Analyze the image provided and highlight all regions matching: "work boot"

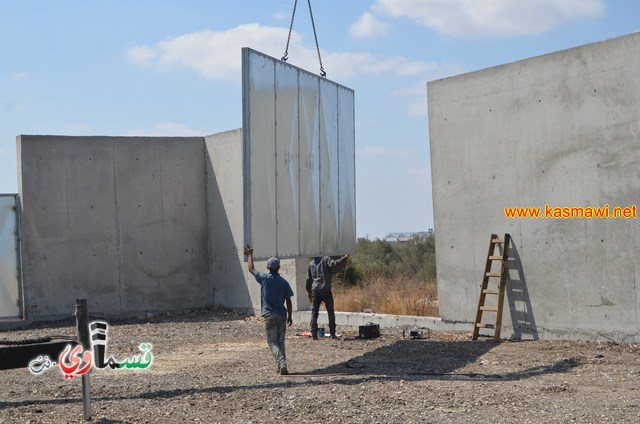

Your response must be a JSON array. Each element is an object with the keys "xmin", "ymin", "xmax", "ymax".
[
  {"xmin": 279, "ymin": 366, "xmax": 289, "ymax": 375},
  {"xmin": 330, "ymin": 331, "xmax": 338, "ymax": 339}
]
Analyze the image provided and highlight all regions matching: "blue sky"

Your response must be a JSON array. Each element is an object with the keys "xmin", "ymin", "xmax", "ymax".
[{"xmin": 1, "ymin": 1, "xmax": 638, "ymax": 239}]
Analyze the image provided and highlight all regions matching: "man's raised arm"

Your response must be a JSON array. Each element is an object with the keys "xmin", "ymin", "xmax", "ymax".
[{"xmin": 243, "ymin": 245, "xmax": 257, "ymax": 275}]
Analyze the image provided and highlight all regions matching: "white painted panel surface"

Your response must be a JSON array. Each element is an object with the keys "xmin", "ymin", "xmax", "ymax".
[
  {"xmin": 243, "ymin": 48, "xmax": 356, "ymax": 259},
  {"xmin": 275, "ymin": 61, "xmax": 300, "ymax": 258},
  {"xmin": 338, "ymin": 86, "xmax": 357, "ymax": 253},
  {"xmin": 319, "ymin": 79, "xmax": 339, "ymax": 254},
  {"xmin": 299, "ymin": 72, "xmax": 321, "ymax": 255},
  {"xmin": 244, "ymin": 51, "xmax": 277, "ymax": 260}
]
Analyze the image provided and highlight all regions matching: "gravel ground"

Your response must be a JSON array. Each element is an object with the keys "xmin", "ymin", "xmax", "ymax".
[{"xmin": 1, "ymin": 307, "xmax": 640, "ymax": 423}]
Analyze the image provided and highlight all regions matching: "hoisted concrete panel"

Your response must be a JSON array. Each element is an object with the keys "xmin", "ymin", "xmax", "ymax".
[{"xmin": 242, "ymin": 48, "xmax": 356, "ymax": 260}]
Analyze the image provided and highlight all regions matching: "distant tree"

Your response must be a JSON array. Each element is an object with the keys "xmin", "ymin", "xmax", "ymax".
[{"xmin": 335, "ymin": 233, "xmax": 436, "ymax": 287}]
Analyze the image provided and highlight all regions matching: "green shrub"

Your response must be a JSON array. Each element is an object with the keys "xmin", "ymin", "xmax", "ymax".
[
  {"xmin": 336, "ymin": 233, "xmax": 436, "ymax": 287},
  {"xmin": 329, "ymin": 233, "xmax": 439, "ymax": 316}
]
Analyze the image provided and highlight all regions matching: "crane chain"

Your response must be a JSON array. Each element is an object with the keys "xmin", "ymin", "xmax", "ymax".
[
  {"xmin": 306, "ymin": 0, "xmax": 326, "ymax": 77},
  {"xmin": 281, "ymin": 0, "xmax": 298, "ymax": 63},
  {"xmin": 280, "ymin": 0, "xmax": 326, "ymax": 78}
]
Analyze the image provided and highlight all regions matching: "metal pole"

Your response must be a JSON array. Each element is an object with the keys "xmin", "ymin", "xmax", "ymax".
[{"xmin": 75, "ymin": 298, "xmax": 92, "ymax": 420}]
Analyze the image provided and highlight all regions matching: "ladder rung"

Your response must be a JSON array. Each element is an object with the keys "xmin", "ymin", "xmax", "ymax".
[
  {"xmin": 485, "ymin": 272, "xmax": 501, "ymax": 277},
  {"xmin": 491, "ymin": 239, "xmax": 504, "ymax": 244},
  {"xmin": 488, "ymin": 256, "xmax": 503, "ymax": 260},
  {"xmin": 482, "ymin": 289, "xmax": 499, "ymax": 295},
  {"xmin": 480, "ymin": 306, "xmax": 498, "ymax": 312},
  {"xmin": 475, "ymin": 323, "xmax": 495, "ymax": 329}
]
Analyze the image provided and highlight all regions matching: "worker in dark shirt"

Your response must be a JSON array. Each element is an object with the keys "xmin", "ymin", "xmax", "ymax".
[{"xmin": 306, "ymin": 254, "xmax": 349, "ymax": 339}]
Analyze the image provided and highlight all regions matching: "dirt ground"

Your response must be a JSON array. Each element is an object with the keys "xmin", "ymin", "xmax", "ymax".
[{"xmin": 1, "ymin": 307, "xmax": 639, "ymax": 423}]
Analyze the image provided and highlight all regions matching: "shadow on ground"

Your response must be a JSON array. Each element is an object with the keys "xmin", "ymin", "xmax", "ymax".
[
  {"xmin": 0, "ymin": 306, "xmax": 249, "ymax": 336},
  {"xmin": 306, "ymin": 339, "xmax": 579, "ymax": 382},
  {"xmin": 0, "ymin": 339, "xmax": 580, "ymax": 410}
]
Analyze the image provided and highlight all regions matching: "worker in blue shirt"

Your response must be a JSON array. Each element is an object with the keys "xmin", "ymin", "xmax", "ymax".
[{"xmin": 243, "ymin": 245, "xmax": 294, "ymax": 375}]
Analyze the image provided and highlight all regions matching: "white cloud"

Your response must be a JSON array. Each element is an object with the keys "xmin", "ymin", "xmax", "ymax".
[
  {"xmin": 323, "ymin": 52, "xmax": 437, "ymax": 79},
  {"xmin": 126, "ymin": 123, "xmax": 204, "ymax": 137},
  {"xmin": 126, "ymin": 23, "xmax": 293, "ymax": 80},
  {"xmin": 126, "ymin": 23, "xmax": 443, "ymax": 81},
  {"xmin": 350, "ymin": 12, "xmax": 389, "ymax": 39},
  {"xmin": 391, "ymin": 59, "xmax": 465, "ymax": 116},
  {"xmin": 374, "ymin": 0, "xmax": 605, "ymax": 37}
]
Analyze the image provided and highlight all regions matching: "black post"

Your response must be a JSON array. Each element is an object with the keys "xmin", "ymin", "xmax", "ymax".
[{"xmin": 75, "ymin": 299, "xmax": 92, "ymax": 420}]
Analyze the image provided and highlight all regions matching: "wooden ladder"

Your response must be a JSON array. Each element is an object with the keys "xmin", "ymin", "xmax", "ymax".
[{"xmin": 472, "ymin": 233, "xmax": 511, "ymax": 341}]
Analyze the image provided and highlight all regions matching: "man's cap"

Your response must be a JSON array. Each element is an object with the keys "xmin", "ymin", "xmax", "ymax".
[{"xmin": 267, "ymin": 257, "xmax": 280, "ymax": 270}]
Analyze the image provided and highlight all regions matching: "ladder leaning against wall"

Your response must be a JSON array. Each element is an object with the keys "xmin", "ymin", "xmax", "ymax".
[{"xmin": 472, "ymin": 233, "xmax": 511, "ymax": 341}]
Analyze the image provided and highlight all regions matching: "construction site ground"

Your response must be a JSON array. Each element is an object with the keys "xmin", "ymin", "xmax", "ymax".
[{"xmin": 1, "ymin": 307, "xmax": 639, "ymax": 423}]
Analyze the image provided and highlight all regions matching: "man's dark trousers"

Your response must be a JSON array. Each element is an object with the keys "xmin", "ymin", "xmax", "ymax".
[{"xmin": 310, "ymin": 291, "xmax": 336, "ymax": 337}]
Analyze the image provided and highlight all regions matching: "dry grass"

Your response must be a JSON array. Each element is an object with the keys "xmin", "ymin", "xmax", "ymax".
[{"xmin": 333, "ymin": 276, "xmax": 439, "ymax": 317}]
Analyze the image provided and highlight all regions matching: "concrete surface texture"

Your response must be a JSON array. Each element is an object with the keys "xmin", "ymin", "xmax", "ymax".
[
  {"xmin": 15, "ymin": 133, "xmax": 311, "ymax": 322},
  {"xmin": 428, "ymin": 31, "xmax": 640, "ymax": 342},
  {"xmin": 17, "ymin": 135, "xmax": 211, "ymax": 319}
]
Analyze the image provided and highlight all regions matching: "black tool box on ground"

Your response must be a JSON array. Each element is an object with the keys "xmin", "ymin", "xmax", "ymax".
[{"xmin": 358, "ymin": 323, "xmax": 380, "ymax": 339}]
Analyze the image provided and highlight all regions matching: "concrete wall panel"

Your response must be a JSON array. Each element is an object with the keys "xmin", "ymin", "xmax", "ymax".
[
  {"xmin": 299, "ymin": 72, "xmax": 321, "ymax": 255},
  {"xmin": 22, "ymin": 236, "xmax": 120, "ymax": 316},
  {"xmin": 206, "ymin": 130, "xmax": 252, "ymax": 309},
  {"xmin": 275, "ymin": 62, "xmax": 300, "ymax": 258},
  {"xmin": 319, "ymin": 79, "xmax": 339, "ymax": 254},
  {"xmin": 18, "ymin": 135, "xmax": 210, "ymax": 319},
  {"xmin": 119, "ymin": 233, "xmax": 208, "ymax": 311},
  {"xmin": 242, "ymin": 48, "xmax": 356, "ymax": 260},
  {"xmin": 428, "ymin": 32, "xmax": 640, "ymax": 341},
  {"xmin": 338, "ymin": 86, "xmax": 357, "ymax": 252},
  {"xmin": 114, "ymin": 140, "xmax": 165, "ymax": 236},
  {"xmin": 243, "ymin": 51, "xmax": 277, "ymax": 260}
]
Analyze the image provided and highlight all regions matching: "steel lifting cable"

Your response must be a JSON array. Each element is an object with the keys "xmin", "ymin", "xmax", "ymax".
[
  {"xmin": 307, "ymin": 0, "xmax": 326, "ymax": 77},
  {"xmin": 281, "ymin": 0, "xmax": 326, "ymax": 78},
  {"xmin": 281, "ymin": 0, "xmax": 298, "ymax": 63}
]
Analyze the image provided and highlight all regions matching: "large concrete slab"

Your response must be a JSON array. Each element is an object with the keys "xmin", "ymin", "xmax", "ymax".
[
  {"xmin": 17, "ymin": 135, "xmax": 210, "ymax": 319},
  {"xmin": 428, "ymin": 32, "xmax": 640, "ymax": 342},
  {"xmin": 242, "ymin": 48, "xmax": 357, "ymax": 260}
]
